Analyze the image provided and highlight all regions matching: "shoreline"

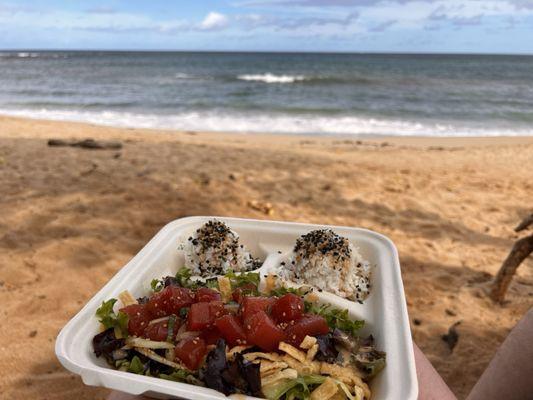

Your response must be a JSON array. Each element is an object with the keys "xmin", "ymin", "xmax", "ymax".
[{"xmin": 2, "ymin": 114, "xmax": 533, "ymax": 148}]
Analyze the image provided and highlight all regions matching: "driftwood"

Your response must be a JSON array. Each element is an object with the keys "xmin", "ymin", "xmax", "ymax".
[
  {"xmin": 515, "ymin": 214, "xmax": 533, "ymax": 232},
  {"xmin": 47, "ymin": 138, "xmax": 122, "ymax": 150},
  {"xmin": 490, "ymin": 213, "xmax": 533, "ymax": 303}
]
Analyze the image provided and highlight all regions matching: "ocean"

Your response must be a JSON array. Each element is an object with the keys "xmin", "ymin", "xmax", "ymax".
[{"xmin": 1, "ymin": 51, "xmax": 533, "ymax": 137}]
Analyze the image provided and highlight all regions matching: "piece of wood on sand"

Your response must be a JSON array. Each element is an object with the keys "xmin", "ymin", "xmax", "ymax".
[
  {"xmin": 48, "ymin": 138, "xmax": 122, "ymax": 150},
  {"xmin": 490, "ymin": 213, "xmax": 533, "ymax": 303}
]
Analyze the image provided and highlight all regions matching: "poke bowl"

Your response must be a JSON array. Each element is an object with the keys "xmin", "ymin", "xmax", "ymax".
[{"xmin": 55, "ymin": 216, "xmax": 417, "ymax": 400}]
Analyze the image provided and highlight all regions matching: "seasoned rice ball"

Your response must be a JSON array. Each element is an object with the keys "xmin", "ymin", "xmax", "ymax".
[
  {"xmin": 280, "ymin": 229, "xmax": 371, "ymax": 302},
  {"xmin": 182, "ymin": 220, "xmax": 258, "ymax": 276}
]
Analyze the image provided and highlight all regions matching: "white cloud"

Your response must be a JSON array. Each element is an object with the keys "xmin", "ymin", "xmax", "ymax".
[{"xmin": 199, "ymin": 12, "xmax": 229, "ymax": 30}]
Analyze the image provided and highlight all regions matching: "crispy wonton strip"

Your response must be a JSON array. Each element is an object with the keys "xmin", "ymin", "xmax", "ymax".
[
  {"xmin": 310, "ymin": 377, "xmax": 339, "ymax": 400},
  {"xmin": 279, "ymin": 342, "xmax": 307, "ymax": 363},
  {"xmin": 118, "ymin": 290, "xmax": 137, "ymax": 306},
  {"xmin": 320, "ymin": 362, "xmax": 371, "ymax": 399},
  {"xmin": 261, "ymin": 368, "xmax": 298, "ymax": 387},
  {"xmin": 300, "ymin": 335, "xmax": 318, "ymax": 350},
  {"xmin": 217, "ymin": 276, "xmax": 232, "ymax": 303},
  {"xmin": 126, "ymin": 337, "xmax": 175, "ymax": 349},
  {"xmin": 243, "ymin": 352, "xmax": 280, "ymax": 362},
  {"xmin": 307, "ymin": 344, "xmax": 319, "ymax": 361},
  {"xmin": 281, "ymin": 355, "xmax": 321, "ymax": 375},
  {"xmin": 260, "ymin": 361, "xmax": 289, "ymax": 375},
  {"xmin": 263, "ymin": 273, "xmax": 277, "ymax": 295},
  {"xmin": 134, "ymin": 348, "xmax": 185, "ymax": 370},
  {"xmin": 226, "ymin": 345, "xmax": 253, "ymax": 360}
]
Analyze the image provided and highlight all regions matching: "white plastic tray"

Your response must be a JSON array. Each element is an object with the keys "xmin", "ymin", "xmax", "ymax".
[{"xmin": 55, "ymin": 216, "xmax": 418, "ymax": 400}]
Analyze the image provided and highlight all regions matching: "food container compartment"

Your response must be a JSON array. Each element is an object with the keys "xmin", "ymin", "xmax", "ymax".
[{"xmin": 55, "ymin": 216, "xmax": 418, "ymax": 400}]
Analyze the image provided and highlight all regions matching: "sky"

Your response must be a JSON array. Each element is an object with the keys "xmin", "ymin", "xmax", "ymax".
[{"xmin": 1, "ymin": 0, "xmax": 533, "ymax": 53}]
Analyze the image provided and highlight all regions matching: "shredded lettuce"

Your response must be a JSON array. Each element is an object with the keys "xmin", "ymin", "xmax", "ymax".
[
  {"xmin": 269, "ymin": 286, "xmax": 311, "ymax": 297},
  {"xmin": 224, "ymin": 270, "xmax": 260, "ymax": 288},
  {"xmin": 174, "ymin": 268, "xmax": 195, "ymax": 287},
  {"xmin": 95, "ymin": 299, "xmax": 129, "ymax": 337},
  {"xmin": 261, "ymin": 375, "xmax": 326, "ymax": 400},
  {"xmin": 305, "ymin": 302, "xmax": 364, "ymax": 336}
]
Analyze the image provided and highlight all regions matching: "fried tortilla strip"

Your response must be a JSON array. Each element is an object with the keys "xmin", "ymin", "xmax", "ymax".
[
  {"xmin": 217, "ymin": 276, "xmax": 232, "ymax": 303},
  {"xmin": 263, "ymin": 273, "xmax": 277, "ymax": 295},
  {"xmin": 300, "ymin": 335, "xmax": 318, "ymax": 350},
  {"xmin": 260, "ymin": 360, "xmax": 289, "ymax": 375},
  {"xmin": 306, "ymin": 344, "xmax": 319, "ymax": 361},
  {"xmin": 330, "ymin": 393, "xmax": 346, "ymax": 400},
  {"xmin": 321, "ymin": 362, "xmax": 365, "ymax": 380},
  {"xmin": 310, "ymin": 377, "xmax": 339, "ymax": 400},
  {"xmin": 134, "ymin": 348, "xmax": 185, "ymax": 370},
  {"xmin": 226, "ymin": 345, "xmax": 252, "ymax": 360},
  {"xmin": 304, "ymin": 291, "xmax": 319, "ymax": 303},
  {"xmin": 320, "ymin": 363, "xmax": 371, "ymax": 399},
  {"xmin": 243, "ymin": 352, "xmax": 280, "ymax": 362},
  {"xmin": 118, "ymin": 290, "xmax": 137, "ymax": 306},
  {"xmin": 281, "ymin": 354, "xmax": 320, "ymax": 375},
  {"xmin": 279, "ymin": 342, "xmax": 307, "ymax": 363},
  {"xmin": 261, "ymin": 368, "xmax": 298, "ymax": 387},
  {"xmin": 353, "ymin": 385, "xmax": 366, "ymax": 400}
]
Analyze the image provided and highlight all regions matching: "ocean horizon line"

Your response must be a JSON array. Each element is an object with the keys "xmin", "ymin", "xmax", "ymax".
[{"xmin": 2, "ymin": 49, "xmax": 533, "ymax": 57}]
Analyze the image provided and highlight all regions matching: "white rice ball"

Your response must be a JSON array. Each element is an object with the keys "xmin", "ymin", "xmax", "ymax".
[
  {"xmin": 181, "ymin": 220, "xmax": 257, "ymax": 277},
  {"xmin": 279, "ymin": 229, "xmax": 371, "ymax": 302}
]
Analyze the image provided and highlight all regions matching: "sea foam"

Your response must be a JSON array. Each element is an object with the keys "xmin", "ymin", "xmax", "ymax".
[
  {"xmin": 237, "ymin": 73, "xmax": 306, "ymax": 83},
  {"xmin": 1, "ymin": 108, "xmax": 532, "ymax": 137}
]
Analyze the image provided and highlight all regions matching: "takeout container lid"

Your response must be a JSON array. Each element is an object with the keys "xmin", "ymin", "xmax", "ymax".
[{"xmin": 55, "ymin": 216, "xmax": 418, "ymax": 399}]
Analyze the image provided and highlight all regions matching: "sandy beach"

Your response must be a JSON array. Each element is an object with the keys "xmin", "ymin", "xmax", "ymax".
[{"xmin": 0, "ymin": 115, "xmax": 532, "ymax": 399}]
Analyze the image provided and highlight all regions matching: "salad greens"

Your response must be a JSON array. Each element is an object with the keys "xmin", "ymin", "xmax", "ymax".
[
  {"xmin": 128, "ymin": 355, "xmax": 144, "ymax": 374},
  {"xmin": 261, "ymin": 375, "xmax": 326, "ymax": 400},
  {"xmin": 269, "ymin": 286, "xmax": 311, "ymax": 297},
  {"xmin": 224, "ymin": 269, "xmax": 260, "ymax": 288},
  {"xmin": 160, "ymin": 369, "xmax": 194, "ymax": 383},
  {"xmin": 150, "ymin": 268, "xmax": 259, "ymax": 293},
  {"xmin": 95, "ymin": 299, "xmax": 129, "ymax": 337},
  {"xmin": 305, "ymin": 302, "xmax": 364, "ymax": 336},
  {"xmin": 150, "ymin": 278, "xmax": 164, "ymax": 292}
]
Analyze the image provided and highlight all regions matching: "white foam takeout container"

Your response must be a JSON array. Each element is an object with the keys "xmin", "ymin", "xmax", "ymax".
[{"xmin": 55, "ymin": 216, "xmax": 418, "ymax": 400}]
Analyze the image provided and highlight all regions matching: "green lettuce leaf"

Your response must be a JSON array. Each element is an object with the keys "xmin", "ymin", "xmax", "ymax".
[
  {"xmin": 159, "ymin": 369, "xmax": 192, "ymax": 382},
  {"xmin": 269, "ymin": 286, "xmax": 311, "ymax": 297},
  {"xmin": 95, "ymin": 298, "xmax": 129, "ymax": 337},
  {"xmin": 262, "ymin": 375, "xmax": 326, "ymax": 400},
  {"xmin": 128, "ymin": 356, "xmax": 144, "ymax": 374},
  {"xmin": 151, "ymin": 278, "xmax": 164, "ymax": 292},
  {"xmin": 305, "ymin": 302, "xmax": 364, "ymax": 336}
]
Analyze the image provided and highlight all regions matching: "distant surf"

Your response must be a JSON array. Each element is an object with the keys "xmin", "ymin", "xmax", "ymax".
[{"xmin": 237, "ymin": 73, "xmax": 307, "ymax": 83}]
